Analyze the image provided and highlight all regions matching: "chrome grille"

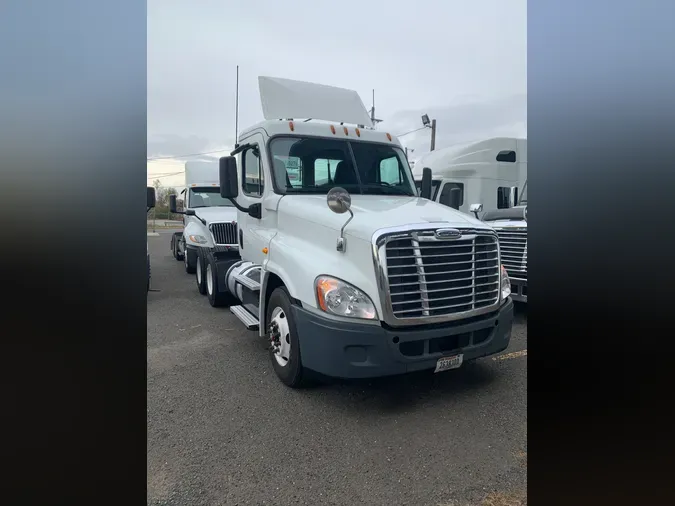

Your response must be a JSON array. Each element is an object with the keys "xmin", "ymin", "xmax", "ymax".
[
  {"xmin": 495, "ymin": 228, "xmax": 527, "ymax": 281},
  {"xmin": 383, "ymin": 229, "xmax": 501, "ymax": 320},
  {"xmin": 209, "ymin": 222, "xmax": 238, "ymax": 246}
]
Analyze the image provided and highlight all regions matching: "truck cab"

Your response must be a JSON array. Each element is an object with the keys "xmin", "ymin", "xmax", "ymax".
[
  {"xmin": 169, "ymin": 160, "xmax": 240, "ymax": 296},
  {"xmin": 413, "ymin": 137, "xmax": 527, "ymax": 218},
  {"xmin": 473, "ymin": 180, "xmax": 527, "ymax": 303},
  {"xmin": 210, "ymin": 76, "xmax": 515, "ymax": 387}
]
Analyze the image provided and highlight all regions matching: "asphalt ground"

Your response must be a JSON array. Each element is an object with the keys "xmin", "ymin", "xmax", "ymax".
[{"xmin": 147, "ymin": 230, "xmax": 527, "ymax": 506}]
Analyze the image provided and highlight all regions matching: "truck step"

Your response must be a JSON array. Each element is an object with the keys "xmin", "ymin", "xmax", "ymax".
[
  {"xmin": 230, "ymin": 305, "xmax": 260, "ymax": 331},
  {"xmin": 234, "ymin": 273, "xmax": 261, "ymax": 291}
]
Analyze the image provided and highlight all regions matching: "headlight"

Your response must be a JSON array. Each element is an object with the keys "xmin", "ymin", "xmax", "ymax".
[
  {"xmin": 500, "ymin": 264, "xmax": 511, "ymax": 300},
  {"xmin": 188, "ymin": 234, "xmax": 208, "ymax": 245},
  {"xmin": 315, "ymin": 276, "xmax": 377, "ymax": 320}
]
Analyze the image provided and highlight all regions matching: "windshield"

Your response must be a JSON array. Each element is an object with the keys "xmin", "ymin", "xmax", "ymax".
[
  {"xmin": 518, "ymin": 180, "xmax": 527, "ymax": 205},
  {"xmin": 188, "ymin": 187, "xmax": 234, "ymax": 208},
  {"xmin": 268, "ymin": 137, "xmax": 416, "ymax": 196},
  {"xmin": 414, "ymin": 179, "xmax": 441, "ymax": 200}
]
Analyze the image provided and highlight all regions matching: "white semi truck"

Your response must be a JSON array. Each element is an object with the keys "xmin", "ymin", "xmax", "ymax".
[
  {"xmin": 470, "ymin": 180, "xmax": 527, "ymax": 303},
  {"xmin": 169, "ymin": 160, "xmax": 240, "ymax": 300},
  {"xmin": 147, "ymin": 186, "xmax": 156, "ymax": 293},
  {"xmin": 413, "ymin": 137, "xmax": 527, "ymax": 218},
  {"xmin": 202, "ymin": 76, "xmax": 515, "ymax": 388}
]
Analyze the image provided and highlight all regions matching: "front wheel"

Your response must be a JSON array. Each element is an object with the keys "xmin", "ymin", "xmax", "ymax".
[{"xmin": 266, "ymin": 287, "xmax": 308, "ymax": 388}]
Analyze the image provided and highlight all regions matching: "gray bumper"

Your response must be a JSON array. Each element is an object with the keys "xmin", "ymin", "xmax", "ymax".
[{"xmin": 293, "ymin": 298, "xmax": 514, "ymax": 379}]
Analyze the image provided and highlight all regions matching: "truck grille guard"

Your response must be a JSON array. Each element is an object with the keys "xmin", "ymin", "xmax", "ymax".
[
  {"xmin": 372, "ymin": 225, "xmax": 503, "ymax": 327},
  {"xmin": 209, "ymin": 221, "xmax": 239, "ymax": 247}
]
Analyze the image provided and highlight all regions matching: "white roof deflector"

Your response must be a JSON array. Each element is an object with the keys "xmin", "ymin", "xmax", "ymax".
[{"xmin": 258, "ymin": 76, "xmax": 373, "ymax": 127}]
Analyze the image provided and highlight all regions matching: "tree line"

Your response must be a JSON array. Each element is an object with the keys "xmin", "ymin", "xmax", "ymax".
[{"xmin": 147, "ymin": 179, "xmax": 184, "ymax": 221}]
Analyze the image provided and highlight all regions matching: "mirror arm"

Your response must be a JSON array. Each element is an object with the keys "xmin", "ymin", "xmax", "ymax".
[
  {"xmin": 337, "ymin": 207, "xmax": 354, "ymax": 252},
  {"xmin": 227, "ymin": 197, "xmax": 250, "ymax": 213},
  {"xmin": 225, "ymin": 197, "xmax": 261, "ymax": 220}
]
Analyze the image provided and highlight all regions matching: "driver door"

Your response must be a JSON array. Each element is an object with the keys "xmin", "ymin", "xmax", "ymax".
[{"xmin": 237, "ymin": 135, "xmax": 267, "ymax": 266}]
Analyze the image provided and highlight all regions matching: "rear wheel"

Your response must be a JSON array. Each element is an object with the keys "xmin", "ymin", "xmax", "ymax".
[
  {"xmin": 184, "ymin": 245, "xmax": 196, "ymax": 274},
  {"xmin": 205, "ymin": 253, "xmax": 236, "ymax": 307},
  {"xmin": 266, "ymin": 287, "xmax": 308, "ymax": 388},
  {"xmin": 195, "ymin": 250, "xmax": 207, "ymax": 295},
  {"xmin": 173, "ymin": 236, "xmax": 183, "ymax": 261}
]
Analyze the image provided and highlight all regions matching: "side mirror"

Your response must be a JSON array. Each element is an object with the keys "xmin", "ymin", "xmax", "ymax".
[
  {"xmin": 469, "ymin": 203, "xmax": 483, "ymax": 219},
  {"xmin": 147, "ymin": 187, "xmax": 156, "ymax": 209},
  {"xmin": 448, "ymin": 188, "xmax": 461, "ymax": 210},
  {"xmin": 326, "ymin": 187, "xmax": 352, "ymax": 214},
  {"xmin": 440, "ymin": 187, "xmax": 461, "ymax": 210},
  {"xmin": 420, "ymin": 167, "xmax": 432, "ymax": 200},
  {"xmin": 219, "ymin": 156, "xmax": 239, "ymax": 199},
  {"xmin": 169, "ymin": 194, "xmax": 178, "ymax": 213}
]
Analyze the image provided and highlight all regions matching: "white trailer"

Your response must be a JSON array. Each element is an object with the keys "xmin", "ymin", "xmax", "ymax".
[
  {"xmin": 200, "ymin": 76, "xmax": 515, "ymax": 388},
  {"xmin": 169, "ymin": 160, "xmax": 240, "ymax": 298},
  {"xmin": 412, "ymin": 137, "xmax": 527, "ymax": 218}
]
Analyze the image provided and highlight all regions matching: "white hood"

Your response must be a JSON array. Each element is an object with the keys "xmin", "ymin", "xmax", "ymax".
[
  {"xmin": 191, "ymin": 206, "xmax": 238, "ymax": 223},
  {"xmin": 277, "ymin": 194, "xmax": 488, "ymax": 241}
]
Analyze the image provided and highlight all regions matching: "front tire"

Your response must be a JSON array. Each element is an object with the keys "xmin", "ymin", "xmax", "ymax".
[
  {"xmin": 266, "ymin": 287, "xmax": 308, "ymax": 388},
  {"xmin": 195, "ymin": 250, "xmax": 207, "ymax": 295}
]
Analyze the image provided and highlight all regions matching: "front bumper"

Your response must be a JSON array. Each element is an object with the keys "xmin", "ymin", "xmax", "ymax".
[{"xmin": 293, "ymin": 298, "xmax": 514, "ymax": 379}]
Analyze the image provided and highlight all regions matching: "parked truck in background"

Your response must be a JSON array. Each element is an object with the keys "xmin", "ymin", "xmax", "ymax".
[
  {"xmin": 147, "ymin": 186, "xmax": 156, "ymax": 293},
  {"xmin": 204, "ymin": 76, "xmax": 515, "ymax": 388},
  {"xmin": 413, "ymin": 137, "xmax": 527, "ymax": 217},
  {"xmin": 169, "ymin": 160, "xmax": 240, "ymax": 301},
  {"xmin": 470, "ymin": 180, "xmax": 527, "ymax": 303}
]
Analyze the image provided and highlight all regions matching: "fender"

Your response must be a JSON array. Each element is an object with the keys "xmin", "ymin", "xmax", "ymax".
[
  {"xmin": 261, "ymin": 231, "xmax": 379, "ymax": 318},
  {"xmin": 183, "ymin": 220, "xmax": 216, "ymax": 249}
]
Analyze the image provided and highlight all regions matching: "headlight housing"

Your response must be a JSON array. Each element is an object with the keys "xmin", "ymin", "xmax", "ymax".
[
  {"xmin": 500, "ymin": 264, "xmax": 511, "ymax": 300},
  {"xmin": 188, "ymin": 234, "xmax": 208, "ymax": 245},
  {"xmin": 315, "ymin": 276, "xmax": 377, "ymax": 320}
]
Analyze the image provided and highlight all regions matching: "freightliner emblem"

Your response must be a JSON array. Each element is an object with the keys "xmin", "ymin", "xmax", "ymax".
[{"xmin": 434, "ymin": 228, "xmax": 462, "ymax": 240}]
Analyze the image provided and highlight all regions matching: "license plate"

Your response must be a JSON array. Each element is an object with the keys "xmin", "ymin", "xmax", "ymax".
[{"xmin": 434, "ymin": 354, "xmax": 464, "ymax": 373}]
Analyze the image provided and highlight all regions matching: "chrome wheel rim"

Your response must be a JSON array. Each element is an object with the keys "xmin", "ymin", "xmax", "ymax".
[{"xmin": 269, "ymin": 306, "xmax": 291, "ymax": 367}]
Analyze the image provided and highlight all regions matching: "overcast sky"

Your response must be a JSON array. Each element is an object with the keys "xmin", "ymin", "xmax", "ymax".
[{"xmin": 148, "ymin": 0, "xmax": 526, "ymax": 188}]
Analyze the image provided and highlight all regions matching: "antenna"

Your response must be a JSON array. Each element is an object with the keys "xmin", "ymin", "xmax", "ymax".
[
  {"xmin": 370, "ymin": 89, "xmax": 382, "ymax": 127},
  {"xmin": 234, "ymin": 65, "xmax": 239, "ymax": 149}
]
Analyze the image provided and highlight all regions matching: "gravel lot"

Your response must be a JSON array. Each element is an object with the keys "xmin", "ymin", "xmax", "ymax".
[{"xmin": 147, "ymin": 230, "xmax": 527, "ymax": 506}]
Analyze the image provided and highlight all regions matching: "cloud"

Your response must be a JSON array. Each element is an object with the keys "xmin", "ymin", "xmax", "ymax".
[
  {"xmin": 147, "ymin": 0, "xmax": 526, "ymax": 161},
  {"xmin": 380, "ymin": 94, "xmax": 527, "ymax": 157},
  {"xmin": 147, "ymin": 134, "xmax": 233, "ymax": 159}
]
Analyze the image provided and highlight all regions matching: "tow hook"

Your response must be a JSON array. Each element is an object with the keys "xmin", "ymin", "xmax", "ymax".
[{"xmin": 268, "ymin": 321, "xmax": 281, "ymax": 353}]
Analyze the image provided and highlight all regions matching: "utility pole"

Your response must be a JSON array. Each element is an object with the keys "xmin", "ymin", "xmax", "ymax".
[
  {"xmin": 405, "ymin": 147, "xmax": 414, "ymax": 160},
  {"xmin": 430, "ymin": 119, "xmax": 437, "ymax": 151}
]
